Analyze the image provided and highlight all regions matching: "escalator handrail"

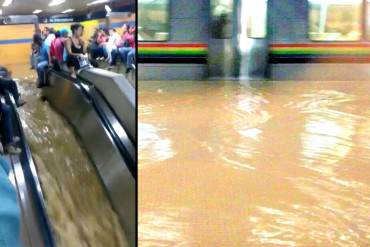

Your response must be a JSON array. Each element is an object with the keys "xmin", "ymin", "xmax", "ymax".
[
  {"xmin": 79, "ymin": 81, "xmax": 137, "ymax": 177},
  {"xmin": 47, "ymin": 69, "xmax": 136, "ymax": 178},
  {"xmin": 4, "ymin": 91, "xmax": 56, "ymax": 247},
  {"xmin": 80, "ymin": 78, "xmax": 135, "ymax": 144},
  {"xmin": 79, "ymin": 82, "xmax": 137, "ymax": 172}
]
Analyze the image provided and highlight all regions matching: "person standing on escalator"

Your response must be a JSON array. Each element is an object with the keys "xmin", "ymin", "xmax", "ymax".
[
  {"xmin": 50, "ymin": 29, "xmax": 69, "ymax": 71},
  {"xmin": 65, "ymin": 24, "xmax": 87, "ymax": 78},
  {"xmin": 34, "ymin": 34, "xmax": 49, "ymax": 88},
  {"xmin": 43, "ymin": 27, "xmax": 56, "ymax": 48},
  {"xmin": 0, "ymin": 102, "xmax": 21, "ymax": 155},
  {"xmin": 0, "ymin": 67, "xmax": 26, "ymax": 107}
]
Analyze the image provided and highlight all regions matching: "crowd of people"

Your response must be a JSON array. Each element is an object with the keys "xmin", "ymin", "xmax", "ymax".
[
  {"xmin": 0, "ymin": 22, "xmax": 136, "ymax": 247},
  {"xmin": 30, "ymin": 23, "xmax": 136, "ymax": 86},
  {"xmin": 31, "ymin": 24, "xmax": 88, "ymax": 84},
  {"xmin": 0, "ymin": 67, "xmax": 25, "ymax": 155},
  {"xmin": 88, "ymin": 24, "xmax": 136, "ymax": 73},
  {"xmin": 0, "ymin": 22, "xmax": 137, "ymax": 159},
  {"xmin": 0, "ymin": 22, "xmax": 137, "ymax": 156}
]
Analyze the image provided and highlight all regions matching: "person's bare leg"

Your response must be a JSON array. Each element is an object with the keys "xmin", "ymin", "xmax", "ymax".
[{"xmin": 69, "ymin": 67, "xmax": 76, "ymax": 79}]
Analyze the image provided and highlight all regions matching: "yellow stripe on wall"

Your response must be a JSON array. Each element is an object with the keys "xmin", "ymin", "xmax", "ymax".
[
  {"xmin": 0, "ymin": 43, "xmax": 31, "ymax": 65},
  {"xmin": 0, "ymin": 24, "xmax": 34, "ymax": 40},
  {"xmin": 0, "ymin": 24, "xmax": 34, "ymax": 65}
]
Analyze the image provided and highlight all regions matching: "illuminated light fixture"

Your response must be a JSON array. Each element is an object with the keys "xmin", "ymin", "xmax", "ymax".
[
  {"xmin": 49, "ymin": 0, "xmax": 65, "ymax": 7},
  {"xmin": 2, "ymin": 0, "xmax": 12, "ymax": 7},
  {"xmin": 61, "ymin": 8, "xmax": 75, "ymax": 13},
  {"xmin": 87, "ymin": 0, "xmax": 109, "ymax": 6},
  {"xmin": 308, "ymin": 0, "xmax": 361, "ymax": 4},
  {"xmin": 104, "ymin": 4, "xmax": 111, "ymax": 13},
  {"xmin": 33, "ymin": 9, "xmax": 43, "ymax": 14}
]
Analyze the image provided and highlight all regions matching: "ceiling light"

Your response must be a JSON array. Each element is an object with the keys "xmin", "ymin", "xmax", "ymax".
[
  {"xmin": 49, "ymin": 0, "xmax": 66, "ymax": 7},
  {"xmin": 61, "ymin": 8, "xmax": 75, "ymax": 13},
  {"xmin": 2, "ymin": 0, "xmax": 12, "ymax": 7},
  {"xmin": 308, "ymin": 0, "xmax": 361, "ymax": 4},
  {"xmin": 33, "ymin": 9, "xmax": 42, "ymax": 14},
  {"xmin": 87, "ymin": 0, "xmax": 109, "ymax": 6},
  {"xmin": 104, "ymin": 4, "xmax": 111, "ymax": 13}
]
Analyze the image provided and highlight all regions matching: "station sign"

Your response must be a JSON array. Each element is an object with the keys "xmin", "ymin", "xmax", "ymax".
[{"xmin": 44, "ymin": 17, "xmax": 75, "ymax": 23}]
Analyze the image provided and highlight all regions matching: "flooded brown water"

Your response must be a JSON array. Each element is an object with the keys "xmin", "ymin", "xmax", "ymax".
[
  {"xmin": 139, "ymin": 81, "xmax": 370, "ymax": 247},
  {"xmin": 11, "ymin": 66, "xmax": 128, "ymax": 247}
]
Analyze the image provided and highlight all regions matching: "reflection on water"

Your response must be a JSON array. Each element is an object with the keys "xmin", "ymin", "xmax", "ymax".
[
  {"xmin": 138, "ymin": 122, "xmax": 175, "ymax": 169},
  {"xmin": 139, "ymin": 81, "xmax": 370, "ymax": 246},
  {"xmin": 18, "ymin": 82, "xmax": 128, "ymax": 246},
  {"xmin": 139, "ymin": 207, "xmax": 190, "ymax": 247},
  {"xmin": 217, "ymin": 92, "xmax": 271, "ymax": 170}
]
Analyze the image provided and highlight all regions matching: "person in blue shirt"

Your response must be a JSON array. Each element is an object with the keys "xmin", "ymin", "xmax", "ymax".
[
  {"xmin": 0, "ymin": 155, "xmax": 22, "ymax": 247},
  {"xmin": 34, "ymin": 34, "xmax": 49, "ymax": 88}
]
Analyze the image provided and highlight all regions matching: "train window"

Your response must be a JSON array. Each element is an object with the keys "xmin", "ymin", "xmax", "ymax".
[
  {"xmin": 138, "ymin": 0, "xmax": 169, "ymax": 41},
  {"xmin": 246, "ymin": 0, "xmax": 267, "ymax": 38},
  {"xmin": 211, "ymin": 0, "xmax": 233, "ymax": 39},
  {"xmin": 308, "ymin": 0, "xmax": 362, "ymax": 41}
]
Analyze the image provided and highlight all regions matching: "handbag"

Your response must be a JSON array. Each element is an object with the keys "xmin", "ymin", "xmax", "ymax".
[{"xmin": 77, "ymin": 55, "xmax": 90, "ymax": 69}]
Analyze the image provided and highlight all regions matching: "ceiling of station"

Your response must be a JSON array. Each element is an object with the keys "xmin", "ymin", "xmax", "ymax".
[{"xmin": 0, "ymin": 0, "xmax": 135, "ymax": 17}]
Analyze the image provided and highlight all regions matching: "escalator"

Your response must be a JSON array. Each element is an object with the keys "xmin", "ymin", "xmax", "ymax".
[
  {"xmin": 1, "ymin": 66, "xmax": 135, "ymax": 246},
  {"xmin": 0, "ymin": 14, "xmax": 135, "ymax": 247},
  {"xmin": 3, "ymin": 91, "xmax": 55, "ymax": 247},
  {"xmin": 42, "ymin": 68, "xmax": 136, "ymax": 246}
]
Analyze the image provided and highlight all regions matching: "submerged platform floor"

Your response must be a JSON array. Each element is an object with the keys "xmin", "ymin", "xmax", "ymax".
[{"xmin": 139, "ymin": 81, "xmax": 370, "ymax": 246}]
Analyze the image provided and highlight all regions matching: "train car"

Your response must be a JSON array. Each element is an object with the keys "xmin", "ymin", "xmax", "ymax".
[
  {"xmin": 0, "ymin": 1, "xmax": 136, "ymax": 246},
  {"xmin": 269, "ymin": 0, "xmax": 370, "ymax": 81},
  {"xmin": 138, "ymin": 0, "xmax": 209, "ymax": 80},
  {"xmin": 138, "ymin": 0, "xmax": 370, "ymax": 81}
]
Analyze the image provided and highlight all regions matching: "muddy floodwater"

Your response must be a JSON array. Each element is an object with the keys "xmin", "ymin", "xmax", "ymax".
[
  {"xmin": 12, "ymin": 67, "xmax": 128, "ymax": 247},
  {"xmin": 139, "ymin": 81, "xmax": 370, "ymax": 247}
]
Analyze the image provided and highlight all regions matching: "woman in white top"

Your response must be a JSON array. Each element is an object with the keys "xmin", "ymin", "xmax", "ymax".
[{"xmin": 104, "ymin": 29, "xmax": 121, "ymax": 64}]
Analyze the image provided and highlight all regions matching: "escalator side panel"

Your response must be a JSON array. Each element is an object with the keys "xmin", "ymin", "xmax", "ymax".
[
  {"xmin": 42, "ymin": 72, "xmax": 136, "ymax": 247},
  {"xmin": 78, "ymin": 68, "xmax": 136, "ymax": 143},
  {"xmin": 5, "ymin": 92, "xmax": 55, "ymax": 247},
  {"xmin": 8, "ymin": 156, "xmax": 48, "ymax": 247}
]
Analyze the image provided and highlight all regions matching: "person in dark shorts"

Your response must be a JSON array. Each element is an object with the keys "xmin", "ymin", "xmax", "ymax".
[
  {"xmin": 65, "ymin": 24, "xmax": 87, "ymax": 78},
  {"xmin": 0, "ymin": 102, "xmax": 21, "ymax": 155},
  {"xmin": 0, "ymin": 67, "xmax": 25, "ymax": 107}
]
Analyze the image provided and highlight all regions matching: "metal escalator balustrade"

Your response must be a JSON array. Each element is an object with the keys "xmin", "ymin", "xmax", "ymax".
[
  {"xmin": 78, "ymin": 68, "xmax": 136, "ymax": 144},
  {"xmin": 4, "ymin": 91, "xmax": 55, "ymax": 247},
  {"xmin": 77, "ymin": 80, "xmax": 136, "ymax": 177},
  {"xmin": 43, "ymin": 68, "xmax": 136, "ymax": 247}
]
